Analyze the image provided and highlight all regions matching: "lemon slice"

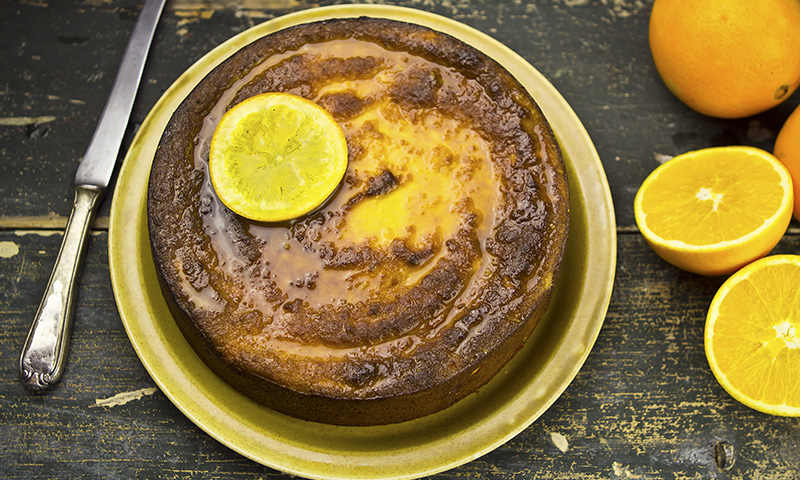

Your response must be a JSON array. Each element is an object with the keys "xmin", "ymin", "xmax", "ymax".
[
  {"xmin": 634, "ymin": 146, "xmax": 793, "ymax": 275},
  {"xmin": 209, "ymin": 92, "xmax": 348, "ymax": 222}
]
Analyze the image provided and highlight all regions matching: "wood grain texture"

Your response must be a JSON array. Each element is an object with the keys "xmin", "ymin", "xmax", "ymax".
[
  {"xmin": 2, "ymin": 0, "xmax": 798, "ymax": 227},
  {"xmin": 2, "ymin": 232, "xmax": 799, "ymax": 479},
  {"xmin": 1, "ymin": 0, "xmax": 799, "ymax": 478}
]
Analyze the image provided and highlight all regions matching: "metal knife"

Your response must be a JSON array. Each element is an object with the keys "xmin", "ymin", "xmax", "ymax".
[{"xmin": 19, "ymin": 0, "xmax": 167, "ymax": 392}]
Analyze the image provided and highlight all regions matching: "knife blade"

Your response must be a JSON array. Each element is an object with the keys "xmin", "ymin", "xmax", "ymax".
[{"xmin": 19, "ymin": 0, "xmax": 167, "ymax": 392}]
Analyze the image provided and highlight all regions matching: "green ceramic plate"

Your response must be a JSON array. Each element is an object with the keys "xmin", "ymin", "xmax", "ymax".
[{"xmin": 109, "ymin": 5, "xmax": 616, "ymax": 479}]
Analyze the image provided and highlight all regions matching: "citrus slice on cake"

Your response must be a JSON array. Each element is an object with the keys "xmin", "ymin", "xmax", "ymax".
[
  {"xmin": 634, "ymin": 146, "xmax": 793, "ymax": 276},
  {"xmin": 705, "ymin": 255, "xmax": 800, "ymax": 416},
  {"xmin": 209, "ymin": 92, "xmax": 348, "ymax": 222}
]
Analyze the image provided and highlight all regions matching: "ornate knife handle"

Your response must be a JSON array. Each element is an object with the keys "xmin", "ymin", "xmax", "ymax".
[{"xmin": 19, "ymin": 185, "xmax": 102, "ymax": 392}]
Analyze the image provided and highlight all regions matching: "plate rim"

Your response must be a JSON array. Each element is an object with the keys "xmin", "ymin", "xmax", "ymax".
[{"xmin": 109, "ymin": 4, "xmax": 616, "ymax": 479}]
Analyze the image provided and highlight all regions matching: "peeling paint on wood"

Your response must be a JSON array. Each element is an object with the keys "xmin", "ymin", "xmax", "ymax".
[
  {"xmin": 174, "ymin": 9, "xmax": 214, "ymax": 19},
  {"xmin": 654, "ymin": 153, "xmax": 673, "ymax": 164},
  {"xmin": 550, "ymin": 431, "xmax": 570, "ymax": 453},
  {"xmin": 612, "ymin": 461, "xmax": 641, "ymax": 478},
  {"xmin": 0, "ymin": 215, "xmax": 109, "ymax": 230},
  {"xmin": 0, "ymin": 115, "xmax": 56, "ymax": 126},
  {"xmin": 0, "ymin": 241, "xmax": 20, "ymax": 258},
  {"xmin": 92, "ymin": 387, "xmax": 159, "ymax": 408},
  {"xmin": 171, "ymin": 0, "xmax": 301, "ymax": 9}
]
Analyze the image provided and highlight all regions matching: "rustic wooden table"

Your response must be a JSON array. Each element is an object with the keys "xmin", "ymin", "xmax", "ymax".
[{"xmin": 2, "ymin": 1, "xmax": 799, "ymax": 478}]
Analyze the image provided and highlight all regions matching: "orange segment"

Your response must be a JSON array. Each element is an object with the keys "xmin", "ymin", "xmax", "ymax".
[
  {"xmin": 634, "ymin": 146, "xmax": 793, "ymax": 276},
  {"xmin": 705, "ymin": 254, "xmax": 800, "ymax": 416},
  {"xmin": 209, "ymin": 92, "xmax": 348, "ymax": 223}
]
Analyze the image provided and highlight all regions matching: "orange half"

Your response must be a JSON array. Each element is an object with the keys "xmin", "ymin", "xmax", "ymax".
[
  {"xmin": 705, "ymin": 255, "xmax": 800, "ymax": 416},
  {"xmin": 634, "ymin": 146, "xmax": 793, "ymax": 275}
]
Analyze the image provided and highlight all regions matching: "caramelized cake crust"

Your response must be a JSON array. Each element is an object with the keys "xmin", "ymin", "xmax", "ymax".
[{"xmin": 148, "ymin": 17, "xmax": 569, "ymax": 425}]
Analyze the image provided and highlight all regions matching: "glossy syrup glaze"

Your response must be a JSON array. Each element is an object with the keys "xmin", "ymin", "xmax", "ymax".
[
  {"xmin": 149, "ymin": 18, "xmax": 568, "ymax": 417},
  {"xmin": 189, "ymin": 39, "xmax": 501, "ymax": 356}
]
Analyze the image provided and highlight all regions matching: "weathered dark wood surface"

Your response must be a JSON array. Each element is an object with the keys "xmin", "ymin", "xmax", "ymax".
[{"xmin": 1, "ymin": 1, "xmax": 798, "ymax": 479}]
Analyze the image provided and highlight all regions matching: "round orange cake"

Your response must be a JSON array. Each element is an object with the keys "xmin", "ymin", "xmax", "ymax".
[{"xmin": 147, "ymin": 17, "xmax": 569, "ymax": 425}]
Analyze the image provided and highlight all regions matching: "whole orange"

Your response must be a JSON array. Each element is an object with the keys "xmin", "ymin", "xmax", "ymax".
[
  {"xmin": 774, "ymin": 104, "xmax": 800, "ymax": 221},
  {"xmin": 649, "ymin": 0, "xmax": 800, "ymax": 119}
]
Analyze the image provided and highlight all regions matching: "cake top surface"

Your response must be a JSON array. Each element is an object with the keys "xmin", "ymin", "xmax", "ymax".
[{"xmin": 148, "ymin": 17, "xmax": 569, "ymax": 402}]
